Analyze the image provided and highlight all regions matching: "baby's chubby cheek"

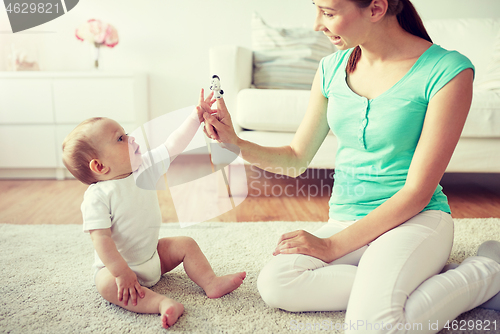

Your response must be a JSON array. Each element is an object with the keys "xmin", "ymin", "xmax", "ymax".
[
  {"xmin": 127, "ymin": 146, "xmax": 143, "ymax": 171},
  {"xmin": 130, "ymin": 154, "xmax": 143, "ymax": 171}
]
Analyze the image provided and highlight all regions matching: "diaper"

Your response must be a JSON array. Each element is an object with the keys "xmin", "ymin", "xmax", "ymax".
[{"xmin": 93, "ymin": 250, "xmax": 162, "ymax": 288}]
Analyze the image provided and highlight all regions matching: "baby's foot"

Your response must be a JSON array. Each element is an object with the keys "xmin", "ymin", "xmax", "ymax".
[
  {"xmin": 205, "ymin": 272, "xmax": 246, "ymax": 299},
  {"xmin": 159, "ymin": 298, "xmax": 184, "ymax": 329}
]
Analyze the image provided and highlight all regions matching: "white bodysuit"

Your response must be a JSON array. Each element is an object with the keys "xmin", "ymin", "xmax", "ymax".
[{"xmin": 82, "ymin": 145, "xmax": 170, "ymax": 287}]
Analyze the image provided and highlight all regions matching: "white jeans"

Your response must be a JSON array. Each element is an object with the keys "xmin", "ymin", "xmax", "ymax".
[{"xmin": 257, "ymin": 210, "xmax": 500, "ymax": 334}]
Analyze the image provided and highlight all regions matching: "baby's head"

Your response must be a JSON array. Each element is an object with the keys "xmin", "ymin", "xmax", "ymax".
[{"xmin": 62, "ymin": 117, "xmax": 141, "ymax": 185}]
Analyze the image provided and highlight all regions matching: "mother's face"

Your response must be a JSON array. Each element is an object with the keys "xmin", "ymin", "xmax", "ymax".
[{"xmin": 313, "ymin": 0, "xmax": 372, "ymax": 50}]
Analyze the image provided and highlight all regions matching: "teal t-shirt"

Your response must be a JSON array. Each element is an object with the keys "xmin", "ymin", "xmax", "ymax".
[{"xmin": 320, "ymin": 44, "xmax": 474, "ymax": 221}]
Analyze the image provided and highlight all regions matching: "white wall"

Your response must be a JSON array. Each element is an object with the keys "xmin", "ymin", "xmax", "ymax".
[{"xmin": 1, "ymin": 0, "xmax": 499, "ymax": 120}]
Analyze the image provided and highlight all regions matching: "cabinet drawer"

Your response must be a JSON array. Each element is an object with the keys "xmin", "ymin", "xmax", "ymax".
[
  {"xmin": 53, "ymin": 78, "xmax": 136, "ymax": 123},
  {"xmin": 0, "ymin": 79, "xmax": 53, "ymax": 124},
  {"xmin": 0, "ymin": 125, "xmax": 57, "ymax": 168}
]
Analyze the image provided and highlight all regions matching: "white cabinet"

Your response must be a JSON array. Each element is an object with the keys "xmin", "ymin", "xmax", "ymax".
[
  {"xmin": 53, "ymin": 78, "xmax": 137, "ymax": 123},
  {"xmin": 0, "ymin": 79, "xmax": 54, "ymax": 124},
  {"xmin": 0, "ymin": 71, "xmax": 148, "ymax": 179},
  {"xmin": 0, "ymin": 125, "xmax": 58, "ymax": 168}
]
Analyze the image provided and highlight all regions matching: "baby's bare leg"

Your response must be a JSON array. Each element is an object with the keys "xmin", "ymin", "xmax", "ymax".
[
  {"xmin": 95, "ymin": 268, "xmax": 184, "ymax": 329},
  {"xmin": 157, "ymin": 236, "xmax": 246, "ymax": 298}
]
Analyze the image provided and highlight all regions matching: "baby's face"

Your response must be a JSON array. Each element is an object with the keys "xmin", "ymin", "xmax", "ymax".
[{"xmin": 89, "ymin": 118, "xmax": 142, "ymax": 179}]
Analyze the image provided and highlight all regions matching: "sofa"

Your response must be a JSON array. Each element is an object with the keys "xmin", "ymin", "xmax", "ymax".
[{"xmin": 209, "ymin": 18, "xmax": 500, "ymax": 173}]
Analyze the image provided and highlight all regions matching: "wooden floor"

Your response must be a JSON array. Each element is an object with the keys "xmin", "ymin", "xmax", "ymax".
[{"xmin": 1, "ymin": 166, "xmax": 500, "ymax": 225}]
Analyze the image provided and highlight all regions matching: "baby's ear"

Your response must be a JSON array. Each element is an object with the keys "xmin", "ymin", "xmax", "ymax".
[{"xmin": 89, "ymin": 159, "xmax": 109, "ymax": 175}]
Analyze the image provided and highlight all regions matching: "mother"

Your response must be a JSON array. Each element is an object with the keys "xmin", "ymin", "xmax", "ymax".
[{"xmin": 203, "ymin": 0, "xmax": 500, "ymax": 332}]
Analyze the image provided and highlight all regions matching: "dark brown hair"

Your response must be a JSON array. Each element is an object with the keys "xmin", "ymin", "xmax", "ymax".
[
  {"xmin": 62, "ymin": 117, "xmax": 104, "ymax": 185},
  {"xmin": 346, "ymin": 0, "xmax": 432, "ymax": 73}
]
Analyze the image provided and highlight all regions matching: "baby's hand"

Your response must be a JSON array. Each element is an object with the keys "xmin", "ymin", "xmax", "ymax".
[
  {"xmin": 115, "ymin": 268, "xmax": 145, "ymax": 307},
  {"xmin": 196, "ymin": 88, "xmax": 216, "ymax": 123}
]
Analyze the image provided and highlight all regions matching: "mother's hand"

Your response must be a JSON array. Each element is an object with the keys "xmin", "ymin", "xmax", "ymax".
[
  {"xmin": 273, "ymin": 230, "xmax": 336, "ymax": 263},
  {"xmin": 203, "ymin": 97, "xmax": 239, "ymax": 147}
]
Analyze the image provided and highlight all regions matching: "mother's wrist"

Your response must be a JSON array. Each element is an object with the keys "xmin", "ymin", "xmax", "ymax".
[
  {"xmin": 235, "ymin": 136, "xmax": 245, "ymax": 148},
  {"xmin": 326, "ymin": 235, "xmax": 341, "ymax": 263}
]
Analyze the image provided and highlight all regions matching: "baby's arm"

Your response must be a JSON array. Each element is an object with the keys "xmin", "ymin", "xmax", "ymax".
[
  {"xmin": 89, "ymin": 228, "xmax": 145, "ymax": 306},
  {"xmin": 164, "ymin": 109, "xmax": 201, "ymax": 163},
  {"xmin": 164, "ymin": 89, "xmax": 215, "ymax": 163}
]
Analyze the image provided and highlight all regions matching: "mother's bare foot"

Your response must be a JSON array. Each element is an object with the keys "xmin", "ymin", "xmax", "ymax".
[
  {"xmin": 205, "ymin": 272, "xmax": 246, "ymax": 299},
  {"xmin": 160, "ymin": 298, "xmax": 184, "ymax": 329}
]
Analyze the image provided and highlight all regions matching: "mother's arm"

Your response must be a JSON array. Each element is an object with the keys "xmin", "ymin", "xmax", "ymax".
[
  {"xmin": 203, "ymin": 68, "xmax": 330, "ymax": 177},
  {"xmin": 275, "ymin": 68, "xmax": 474, "ymax": 262}
]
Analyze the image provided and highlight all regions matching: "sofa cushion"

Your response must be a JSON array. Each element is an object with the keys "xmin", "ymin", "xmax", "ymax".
[
  {"xmin": 463, "ymin": 90, "xmax": 500, "ymax": 138},
  {"xmin": 237, "ymin": 88, "xmax": 500, "ymax": 138},
  {"xmin": 424, "ymin": 18, "xmax": 500, "ymax": 88},
  {"xmin": 251, "ymin": 13, "xmax": 335, "ymax": 90},
  {"xmin": 237, "ymin": 89, "xmax": 310, "ymax": 132},
  {"xmin": 475, "ymin": 23, "xmax": 500, "ymax": 91}
]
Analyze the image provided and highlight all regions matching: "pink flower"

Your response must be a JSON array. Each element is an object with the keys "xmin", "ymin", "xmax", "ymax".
[{"xmin": 76, "ymin": 19, "xmax": 119, "ymax": 48}]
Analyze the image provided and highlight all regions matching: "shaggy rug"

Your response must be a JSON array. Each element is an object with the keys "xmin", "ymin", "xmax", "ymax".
[{"xmin": 0, "ymin": 219, "xmax": 499, "ymax": 334}]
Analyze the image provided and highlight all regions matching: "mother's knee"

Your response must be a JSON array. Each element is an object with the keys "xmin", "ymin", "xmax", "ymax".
[
  {"xmin": 345, "ymin": 306, "xmax": 406, "ymax": 334},
  {"xmin": 257, "ymin": 259, "xmax": 284, "ymax": 309},
  {"xmin": 257, "ymin": 254, "xmax": 319, "ymax": 311}
]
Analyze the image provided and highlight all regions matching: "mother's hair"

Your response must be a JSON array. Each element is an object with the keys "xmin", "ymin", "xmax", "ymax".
[{"xmin": 346, "ymin": 0, "xmax": 432, "ymax": 73}]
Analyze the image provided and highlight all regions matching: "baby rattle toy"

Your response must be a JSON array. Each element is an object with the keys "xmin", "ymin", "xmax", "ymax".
[{"xmin": 210, "ymin": 75, "xmax": 224, "ymax": 99}]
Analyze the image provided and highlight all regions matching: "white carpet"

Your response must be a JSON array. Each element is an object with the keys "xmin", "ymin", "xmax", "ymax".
[{"xmin": 1, "ymin": 219, "xmax": 499, "ymax": 334}]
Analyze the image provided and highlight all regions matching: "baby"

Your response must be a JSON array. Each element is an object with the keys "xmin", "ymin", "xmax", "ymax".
[{"xmin": 62, "ymin": 89, "xmax": 246, "ymax": 329}]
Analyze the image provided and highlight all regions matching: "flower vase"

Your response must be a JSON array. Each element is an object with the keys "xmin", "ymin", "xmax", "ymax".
[{"xmin": 91, "ymin": 43, "xmax": 100, "ymax": 70}]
